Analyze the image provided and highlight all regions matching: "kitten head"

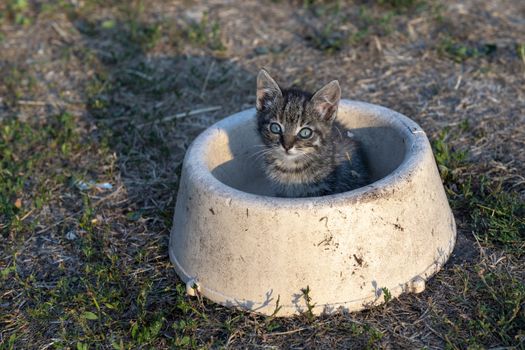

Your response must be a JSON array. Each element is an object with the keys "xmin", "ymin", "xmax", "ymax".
[{"xmin": 255, "ymin": 69, "xmax": 341, "ymax": 164}]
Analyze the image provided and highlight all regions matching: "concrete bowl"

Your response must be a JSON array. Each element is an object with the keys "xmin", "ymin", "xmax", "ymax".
[{"xmin": 169, "ymin": 100, "xmax": 456, "ymax": 316}]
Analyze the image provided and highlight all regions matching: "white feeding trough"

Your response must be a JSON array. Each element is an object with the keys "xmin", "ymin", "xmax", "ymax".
[{"xmin": 169, "ymin": 100, "xmax": 456, "ymax": 316}]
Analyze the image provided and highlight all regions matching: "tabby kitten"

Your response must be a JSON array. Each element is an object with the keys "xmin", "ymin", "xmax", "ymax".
[{"xmin": 255, "ymin": 69, "xmax": 368, "ymax": 198}]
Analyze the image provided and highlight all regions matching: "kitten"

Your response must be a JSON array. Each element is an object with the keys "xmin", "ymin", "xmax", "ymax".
[{"xmin": 255, "ymin": 69, "xmax": 369, "ymax": 198}]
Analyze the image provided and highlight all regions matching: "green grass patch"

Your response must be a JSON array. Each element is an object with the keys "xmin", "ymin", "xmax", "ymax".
[
  {"xmin": 0, "ymin": 113, "xmax": 78, "ymax": 236},
  {"xmin": 306, "ymin": 24, "xmax": 348, "ymax": 53},
  {"xmin": 434, "ymin": 264, "xmax": 525, "ymax": 348},
  {"xmin": 516, "ymin": 43, "xmax": 525, "ymax": 64},
  {"xmin": 376, "ymin": 0, "xmax": 426, "ymax": 12},
  {"xmin": 432, "ymin": 128, "xmax": 525, "ymax": 255},
  {"xmin": 3, "ymin": 0, "xmax": 33, "ymax": 26},
  {"xmin": 305, "ymin": 5, "xmax": 398, "ymax": 52},
  {"xmin": 438, "ymin": 36, "xmax": 497, "ymax": 62},
  {"xmin": 0, "ymin": 63, "xmax": 36, "ymax": 106},
  {"xmin": 462, "ymin": 178, "xmax": 524, "ymax": 253},
  {"xmin": 184, "ymin": 13, "xmax": 225, "ymax": 51},
  {"xmin": 302, "ymin": 0, "xmax": 441, "ymax": 52}
]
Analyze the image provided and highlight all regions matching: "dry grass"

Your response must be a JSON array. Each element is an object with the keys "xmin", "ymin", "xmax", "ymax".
[{"xmin": 0, "ymin": 0, "xmax": 524, "ymax": 349}]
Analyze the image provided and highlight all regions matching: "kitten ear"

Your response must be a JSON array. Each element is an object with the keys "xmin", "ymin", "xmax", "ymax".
[
  {"xmin": 311, "ymin": 80, "xmax": 341, "ymax": 121},
  {"xmin": 256, "ymin": 69, "xmax": 282, "ymax": 112}
]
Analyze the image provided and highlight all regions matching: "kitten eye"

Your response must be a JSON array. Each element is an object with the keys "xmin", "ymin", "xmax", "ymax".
[
  {"xmin": 269, "ymin": 122, "xmax": 282, "ymax": 134},
  {"xmin": 298, "ymin": 127, "xmax": 313, "ymax": 139}
]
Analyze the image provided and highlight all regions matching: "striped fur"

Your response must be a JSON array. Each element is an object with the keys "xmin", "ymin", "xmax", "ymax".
[{"xmin": 255, "ymin": 69, "xmax": 369, "ymax": 197}]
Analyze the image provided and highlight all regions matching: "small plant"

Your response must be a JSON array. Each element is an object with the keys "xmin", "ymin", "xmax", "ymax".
[
  {"xmin": 381, "ymin": 287, "xmax": 392, "ymax": 304},
  {"xmin": 432, "ymin": 128, "xmax": 468, "ymax": 183},
  {"xmin": 439, "ymin": 36, "xmax": 497, "ymax": 62},
  {"xmin": 263, "ymin": 295, "xmax": 283, "ymax": 332},
  {"xmin": 172, "ymin": 318, "xmax": 197, "ymax": 348},
  {"xmin": 300, "ymin": 286, "xmax": 316, "ymax": 322},
  {"xmin": 0, "ymin": 334, "xmax": 17, "ymax": 350},
  {"xmin": 306, "ymin": 24, "xmax": 348, "ymax": 53},
  {"xmin": 130, "ymin": 22, "xmax": 162, "ymax": 50},
  {"xmin": 437, "ymin": 264, "xmax": 525, "ymax": 347},
  {"xmin": 130, "ymin": 316, "xmax": 165, "ymax": 345},
  {"xmin": 432, "ymin": 129, "xmax": 524, "ymax": 255},
  {"xmin": 270, "ymin": 294, "xmax": 282, "ymax": 318},
  {"xmin": 6, "ymin": 0, "xmax": 32, "ymax": 26},
  {"xmin": 117, "ymin": 0, "xmax": 157, "ymax": 48},
  {"xmin": 185, "ymin": 13, "xmax": 225, "ymax": 51},
  {"xmin": 377, "ymin": 0, "xmax": 425, "ymax": 12},
  {"xmin": 0, "ymin": 113, "xmax": 78, "ymax": 237},
  {"xmin": 76, "ymin": 342, "xmax": 89, "ymax": 350},
  {"xmin": 303, "ymin": 1, "xmax": 352, "ymax": 53},
  {"xmin": 469, "ymin": 179, "xmax": 525, "ymax": 254},
  {"xmin": 517, "ymin": 43, "xmax": 525, "ymax": 65},
  {"xmin": 121, "ymin": 0, "xmax": 162, "ymax": 52},
  {"xmin": 0, "ymin": 63, "xmax": 36, "ymax": 106}
]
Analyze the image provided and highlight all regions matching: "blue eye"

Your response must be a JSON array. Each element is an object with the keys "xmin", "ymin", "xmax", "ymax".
[
  {"xmin": 269, "ymin": 122, "xmax": 282, "ymax": 134},
  {"xmin": 298, "ymin": 127, "xmax": 313, "ymax": 139}
]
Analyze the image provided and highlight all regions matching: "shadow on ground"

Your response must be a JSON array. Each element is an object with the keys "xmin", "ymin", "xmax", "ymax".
[{"xmin": 76, "ymin": 15, "xmax": 254, "ymax": 227}]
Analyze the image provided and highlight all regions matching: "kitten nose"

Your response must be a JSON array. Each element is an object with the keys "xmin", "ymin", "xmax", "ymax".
[
  {"xmin": 282, "ymin": 141, "xmax": 294, "ymax": 152},
  {"xmin": 282, "ymin": 135, "xmax": 295, "ymax": 152}
]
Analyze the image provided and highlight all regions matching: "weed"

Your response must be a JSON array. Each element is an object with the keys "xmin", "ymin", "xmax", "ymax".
[
  {"xmin": 346, "ymin": 6, "xmax": 396, "ymax": 46},
  {"xmin": 342, "ymin": 321, "xmax": 384, "ymax": 348},
  {"xmin": 130, "ymin": 316, "xmax": 165, "ymax": 345},
  {"xmin": 0, "ymin": 63, "xmax": 36, "ymax": 106},
  {"xmin": 468, "ymin": 179, "xmax": 524, "ymax": 254},
  {"xmin": 185, "ymin": 13, "xmax": 225, "ymax": 51},
  {"xmin": 377, "ymin": 0, "xmax": 425, "ymax": 12},
  {"xmin": 0, "ymin": 114, "xmax": 79, "ymax": 236},
  {"xmin": 300, "ymin": 286, "xmax": 316, "ymax": 322},
  {"xmin": 302, "ymin": 1, "xmax": 353, "ymax": 53},
  {"xmin": 0, "ymin": 334, "xmax": 17, "ymax": 350},
  {"xmin": 439, "ymin": 36, "xmax": 497, "ymax": 62},
  {"xmin": 270, "ymin": 294, "xmax": 283, "ymax": 318},
  {"xmin": 172, "ymin": 318, "xmax": 197, "ymax": 348},
  {"xmin": 435, "ymin": 264, "xmax": 525, "ymax": 348},
  {"xmin": 129, "ymin": 22, "xmax": 162, "ymax": 50},
  {"xmin": 432, "ymin": 128, "xmax": 468, "ymax": 183},
  {"xmin": 432, "ymin": 129, "xmax": 524, "ymax": 255},
  {"xmin": 381, "ymin": 287, "xmax": 392, "ymax": 304},
  {"xmin": 39, "ymin": 1, "xmax": 74, "ymax": 16},
  {"xmin": 5, "ymin": 0, "xmax": 32, "ymax": 26},
  {"xmin": 517, "ymin": 43, "xmax": 525, "ymax": 65},
  {"xmin": 262, "ymin": 295, "xmax": 283, "ymax": 332},
  {"xmin": 119, "ymin": 0, "xmax": 163, "ymax": 52},
  {"xmin": 303, "ymin": 1, "xmax": 394, "ymax": 51},
  {"xmin": 76, "ymin": 342, "xmax": 89, "ymax": 350},
  {"xmin": 306, "ymin": 23, "xmax": 348, "ymax": 53}
]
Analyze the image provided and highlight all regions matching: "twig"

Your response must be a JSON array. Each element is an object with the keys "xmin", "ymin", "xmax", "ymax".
[
  {"xmin": 266, "ymin": 327, "xmax": 310, "ymax": 336},
  {"xmin": 18, "ymin": 100, "xmax": 47, "ymax": 106},
  {"xmin": 51, "ymin": 22, "xmax": 71, "ymax": 43},
  {"xmin": 137, "ymin": 106, "xmax": 222, "ymax": 127},
  {"xmin": 266, "ymin": 319, "xmax": 334, "ymax": 336},
  {"xmin": 19, "ymin": 209, "xmax": 34, "ymax": 222},
  {"xmin": 124, "ymin": 69, "xmax": 153, "ymax": 81},
  {"xmin": 200, "ymin": 61, "xmax": 216, "ymax": 98},
  {"xmin": 454, "ymin": 75, "xmax": 462, "ymax": 90}
]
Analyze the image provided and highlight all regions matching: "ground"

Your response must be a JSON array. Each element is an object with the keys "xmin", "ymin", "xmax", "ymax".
[{"xmin": 0, "ymin": 0, "xmax": 524, "ymax": 349}]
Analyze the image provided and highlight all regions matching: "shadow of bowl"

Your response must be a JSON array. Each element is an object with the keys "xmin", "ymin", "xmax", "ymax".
[{"xmin": 169, "ymin": 100, "xmax": 456, "ymax": 316}]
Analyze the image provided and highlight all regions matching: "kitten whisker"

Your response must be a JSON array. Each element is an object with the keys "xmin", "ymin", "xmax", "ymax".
[{"xmin": 249, "ymin": 148, "xmax": 273, "ymax": 163}]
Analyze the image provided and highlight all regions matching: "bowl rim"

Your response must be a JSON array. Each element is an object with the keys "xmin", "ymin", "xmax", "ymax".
[{"xmin": 183, "ymin": 100, "xmax": 429, "ymax": 209}]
